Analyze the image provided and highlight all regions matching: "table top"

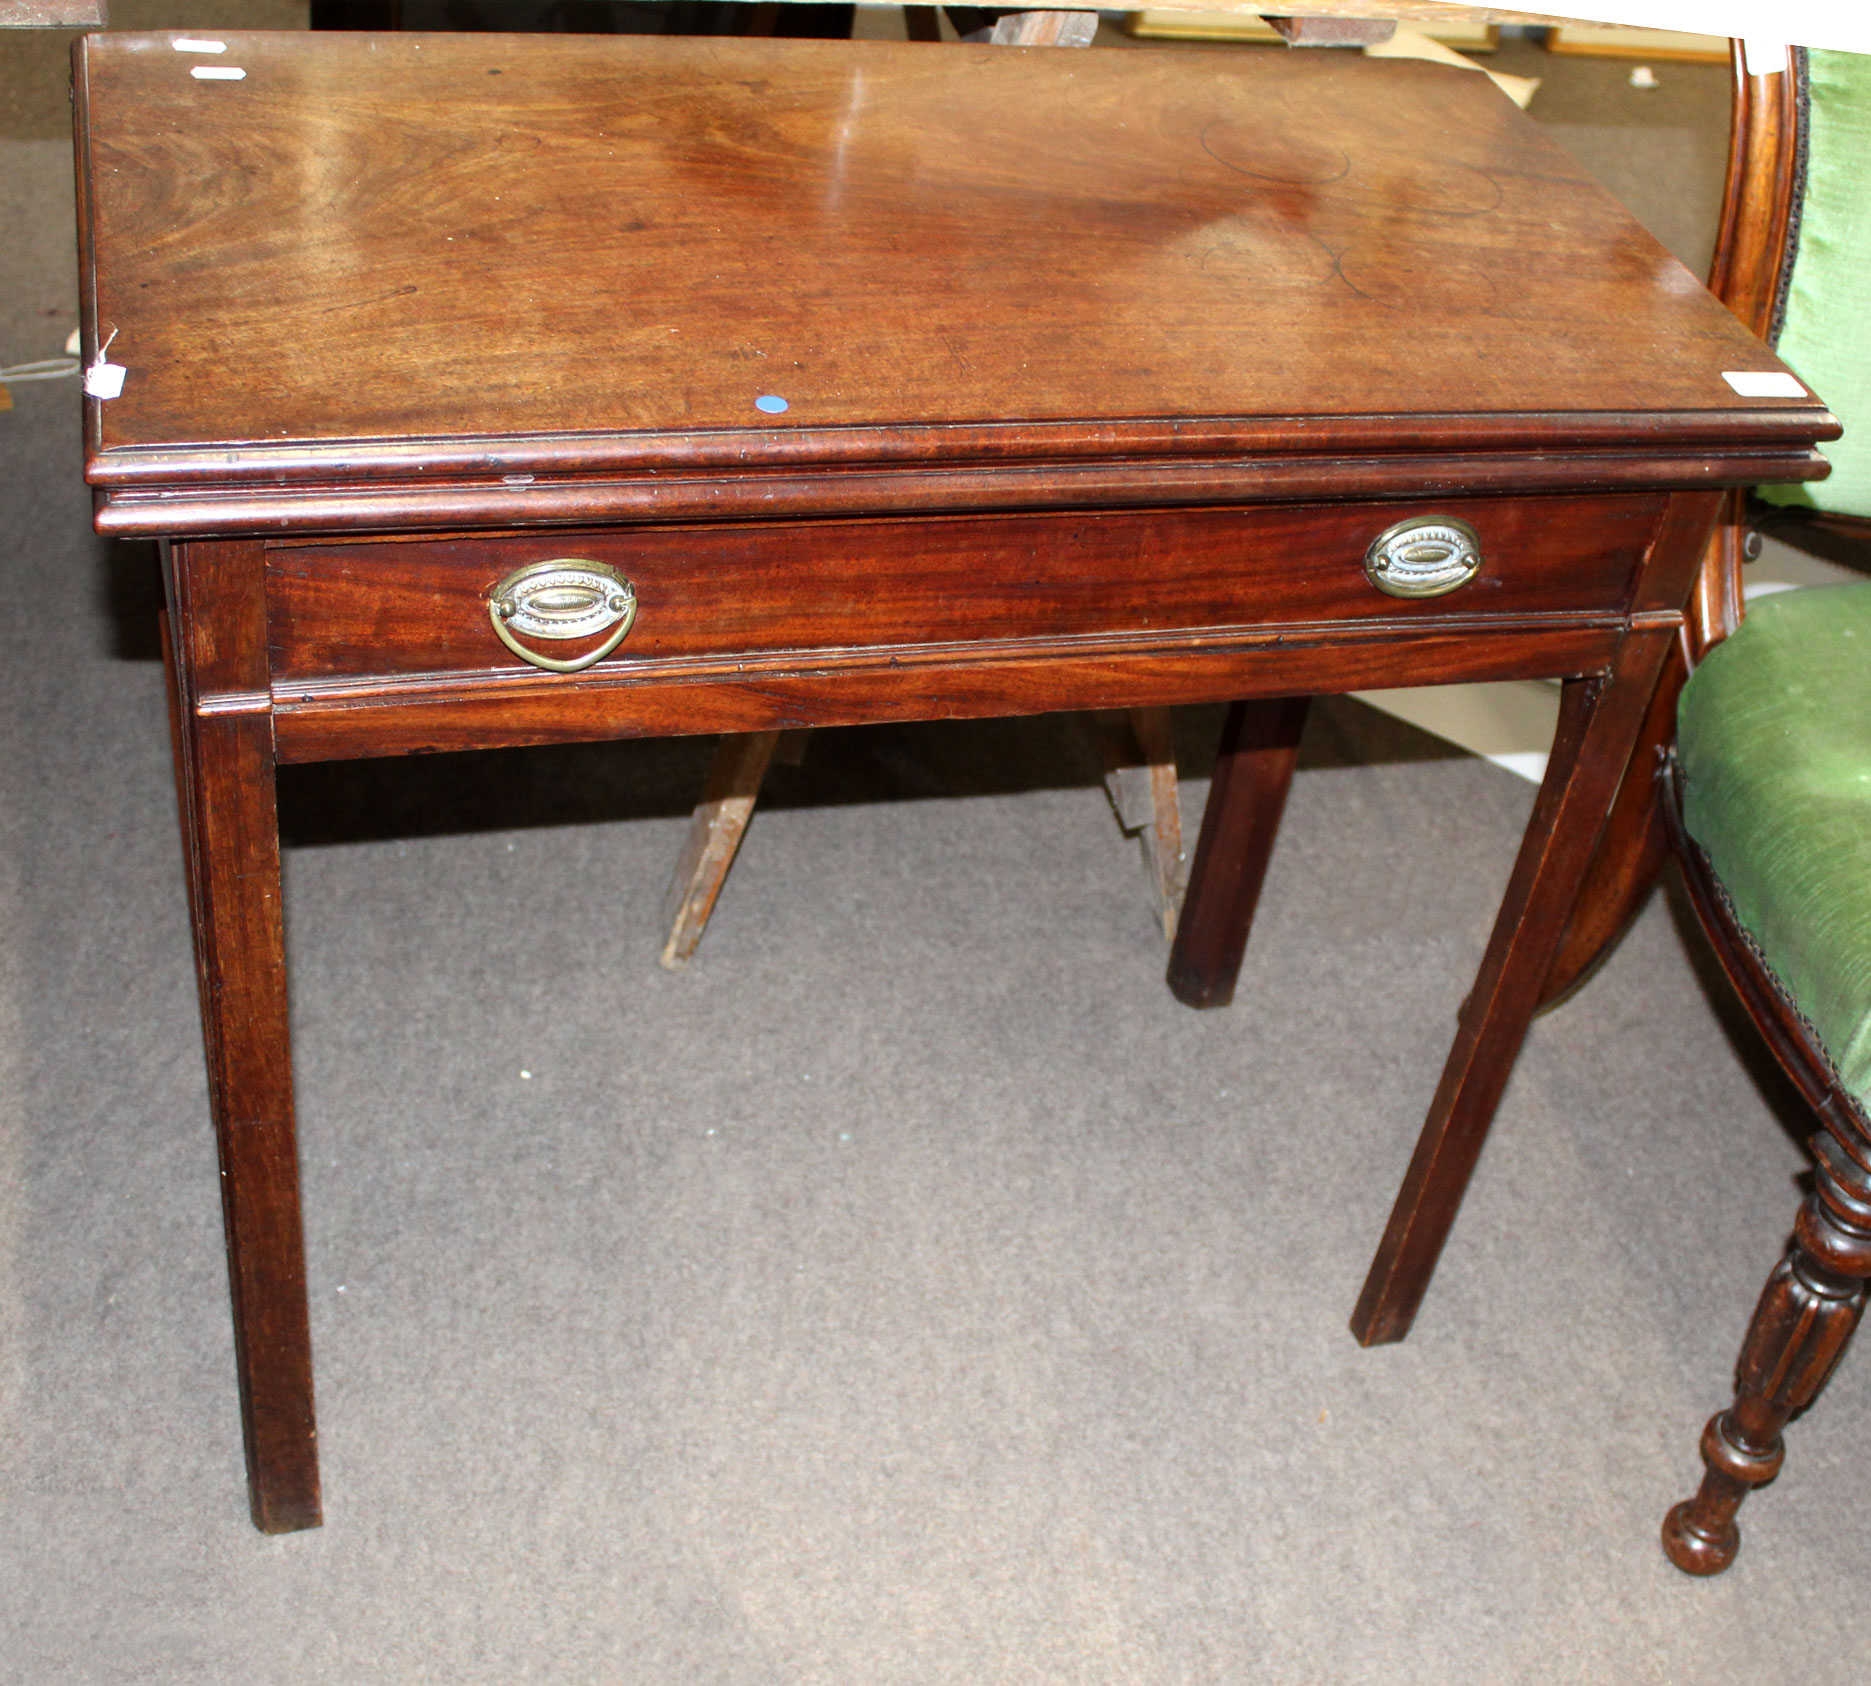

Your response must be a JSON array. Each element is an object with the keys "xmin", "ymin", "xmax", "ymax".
[{"xmin": 75, "ymin": 31, "xmax": 1834, "ymax": 530}]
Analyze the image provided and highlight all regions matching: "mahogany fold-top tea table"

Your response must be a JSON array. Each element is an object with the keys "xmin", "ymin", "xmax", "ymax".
[{"xmin": 73, "ymin": 30, "xmax": 1835, "ymax": 1531}]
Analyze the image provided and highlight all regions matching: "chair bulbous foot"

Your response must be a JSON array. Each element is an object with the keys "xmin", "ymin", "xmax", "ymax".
[
  {"xmin": 1661, "ymin": 1500, "xmax": 1739, "ymax": 1576},
  {"xmin": 1660, "ymin": 1409, "xmax": 1784, "ymax": 1575},
  {"xmin": 1662, "ymin": 1151, "xmax": 1871, "ymax": 1575}
]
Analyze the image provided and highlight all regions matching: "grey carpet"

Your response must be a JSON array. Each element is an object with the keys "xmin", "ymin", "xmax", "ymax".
[{"xmin": 4, "ymin": 17, "xmax": 1869, "ymax": 1684}]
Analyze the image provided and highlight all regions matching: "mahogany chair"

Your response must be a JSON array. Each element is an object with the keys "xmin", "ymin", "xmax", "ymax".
[
  {"xmin": 1660, "ymin": 576, "xmax": 1871, "ymax": 1574},
  {"xmin": 1614, "ymin": 45, "xmax": 1871, "ymax": 1575}
]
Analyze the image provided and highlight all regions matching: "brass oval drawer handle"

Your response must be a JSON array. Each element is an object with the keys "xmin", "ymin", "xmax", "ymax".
[
  {"xmin": 488, "ymin": 559, "xmax": 637, "ymax": 673},
  {"xmin": 1364, "ymin": 517, "xmax": 1482, "ymax": 599}
]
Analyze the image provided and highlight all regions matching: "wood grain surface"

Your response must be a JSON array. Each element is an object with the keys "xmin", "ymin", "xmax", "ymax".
[
  {"xmin": 163, "ymin": 539, "xmax": 321, "ymax": 1534},
  {"xmin": 266, "ymin": 618, "xmax": 1636, "ymax": 763},
  {"xmin": 76, "ymin": 31, "xmax": 1833, "ymax": 514},
  {"xmin": 1351, "ymin": 488, "xmax": 1720, "ymax": 1344},
  {"xmin": 1538, "ymin": 47, "xmax": 1809, "ymax": 1009},
  {"xmin": 264, "ymin": 493, "xmax": 1665, "ymax": 682}
]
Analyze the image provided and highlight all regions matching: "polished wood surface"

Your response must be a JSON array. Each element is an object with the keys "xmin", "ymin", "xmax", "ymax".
[
  {"xmin": 1536, "ymin": 634, "xmax": 1684, "ymax": 1005},
  {"xmin": 77, "ymin": 31, "xmax": 1830, "ymax": 531},
  {"xmin": 1539, "ymin": 44, "xmax": 1810, "ymax": 1008},
  {"xmin": 269, "ymin": 618, "xmax": 1642, "ymax": 765},
  {"xmin": 265, "ymin": 495, "xmax": 1666, "ymax": 684},
  {"xmin": 1351, "ymin": 491, "xmax": 1720, "ymax": 1344},
  {"xmin": 76, "ymin": 31, "xmax": 1841, "ymax": 1531},
  {"xmin": 651, "ymin": 12, "xmax": 1174, "ymax": 974},
  {"xmin": 162, "ymin": 540, "xmax": 320, "ymax": 1534},
  {"xmin": 1708, "ymin": 45, "xmax": 1807, "ymax": 348}
]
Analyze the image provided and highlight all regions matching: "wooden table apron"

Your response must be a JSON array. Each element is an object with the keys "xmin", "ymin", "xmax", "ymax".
[{"xmin": 74, "ymin": 32, "xmax": 1836, "ymax": 1533}]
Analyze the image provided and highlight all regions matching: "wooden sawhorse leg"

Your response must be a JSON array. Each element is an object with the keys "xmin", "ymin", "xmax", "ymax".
[
  {"xmin": 661, "ymin": 708, "xmax": 1188, "ymax": 967},
  {"xmin": 165, "ymin": 541, "xmax": 321, "ymax": 1533},
  {"xmin": 1350, "ymin": 628, "xmax": 1678, "ymax": 1346},
  {"xmin": 659, "ymin": 729, "xmax": 783, "ymax": 971},
  {"xmin": 1087, "ymin": 706, "xmax": 1188, "ymax": 941}
]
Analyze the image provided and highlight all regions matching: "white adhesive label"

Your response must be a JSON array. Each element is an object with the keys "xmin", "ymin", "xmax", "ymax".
[
  {"xmin": 1724, "ymin": 370, "xmax": 1807, "ymax": 398},
  {"xmin": 84, "ymin": 362, "xmax": 126, "ymax": 400},
  {"xmin": 191, "ymin": 66, "xmax": 247, "ymax": 81},
  {"xmin": 172, "ymin": 38, "xmax": 227, "ymax": 52}
]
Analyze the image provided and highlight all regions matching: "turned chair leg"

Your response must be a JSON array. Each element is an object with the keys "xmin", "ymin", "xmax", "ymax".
[{"xmin": 1663, "ymin": 1126, "xmax": 1871, "ymax": 1574}]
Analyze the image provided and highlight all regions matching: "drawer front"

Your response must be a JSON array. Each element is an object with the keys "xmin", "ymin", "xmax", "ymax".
[{"xmin": 266, "ymin": 494, "xmax": 1664, "ymax": 686}]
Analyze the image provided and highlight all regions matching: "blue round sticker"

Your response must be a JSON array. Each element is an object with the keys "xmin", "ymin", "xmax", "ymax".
[{"xmin": 754, "ymin": 394, "xmax": 789, "ymax": 415}]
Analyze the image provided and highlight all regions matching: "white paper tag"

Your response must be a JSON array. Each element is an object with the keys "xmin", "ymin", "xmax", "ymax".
[
  {"xmin": 1723, "ymin": 370, "xmax": 1806, "ymax": 398},
  {"xmin": 84, "ymin": 362, "xmax": 126, "ymax": 399},
  {"xmin": 191, "ymin": 66, "xmax": 247, "ymax": 81},
  {"xmin": 172, "ymin": 37, "xmax": 227, "ymax": 52}
]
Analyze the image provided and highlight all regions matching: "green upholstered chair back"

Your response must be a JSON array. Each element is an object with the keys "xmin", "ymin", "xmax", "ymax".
[
  {"xmin": 1759, "ymin": 49, "xmax": 1871, "ymax": 519},
  {"xmin": 1677, "ymin": 580, "xmax": 1871, "ymax": 1112}
]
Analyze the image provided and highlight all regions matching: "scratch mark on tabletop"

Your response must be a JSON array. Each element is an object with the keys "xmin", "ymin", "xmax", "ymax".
[{"xmin": 304, "ymin": 284, "xmax": 420, "ymax": 315}]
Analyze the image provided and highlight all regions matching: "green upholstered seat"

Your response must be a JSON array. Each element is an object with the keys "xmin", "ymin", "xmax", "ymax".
[
  {"xmin": 1678, "ymin": 582, "xmax": 1871, "ymax": 1109},
  {"xmin": 1758, "ymin": 49, "xmax": 1871, "ymax": 519}
]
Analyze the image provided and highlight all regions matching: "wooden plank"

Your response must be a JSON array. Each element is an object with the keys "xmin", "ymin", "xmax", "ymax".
[
  {"xmin": 1264, "ymin": 16, "xmax": 1400, "ymax": 46},
  {"xmin": 960, "ymin": 9, "xmax": 1099, "ymax": 44},
  {"xmin": 269, "ymin": 621, "xmax": 1638, "ymax": 765}
]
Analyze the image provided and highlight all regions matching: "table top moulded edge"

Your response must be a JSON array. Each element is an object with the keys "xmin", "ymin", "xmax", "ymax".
[{"xmin": 70, "ymin": 31, "xmax": 1839, "ymax": 539}]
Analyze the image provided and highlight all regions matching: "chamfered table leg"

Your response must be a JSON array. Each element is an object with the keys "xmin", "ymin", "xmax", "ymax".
[
  {"xmin": 164, "ymin": 543, "xmax": 321, "ymax": 1532},
  {"xmin": 1166, "ymin": 695, "xmax": 1311, "ymax": 1009},
  {"xmin": 1350, "ymin": 628, "xmax": 1677, "ymax": 1346}
]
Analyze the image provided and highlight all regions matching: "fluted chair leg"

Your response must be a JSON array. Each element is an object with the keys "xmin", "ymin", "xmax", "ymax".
[{"xmin": 1663, "ymin": 1129, "xmax": 1871, "ymax": 1574}]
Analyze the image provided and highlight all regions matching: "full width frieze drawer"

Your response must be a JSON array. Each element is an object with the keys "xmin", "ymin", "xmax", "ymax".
[{"xmin": 265, "ymin": 494, "xmax": 1667, "ymax": 687}]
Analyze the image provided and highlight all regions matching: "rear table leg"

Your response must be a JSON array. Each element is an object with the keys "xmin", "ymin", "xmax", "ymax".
[{"xmin": 1166, "ymin": 696, "xmax": 1310, "ymax": 1009}]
